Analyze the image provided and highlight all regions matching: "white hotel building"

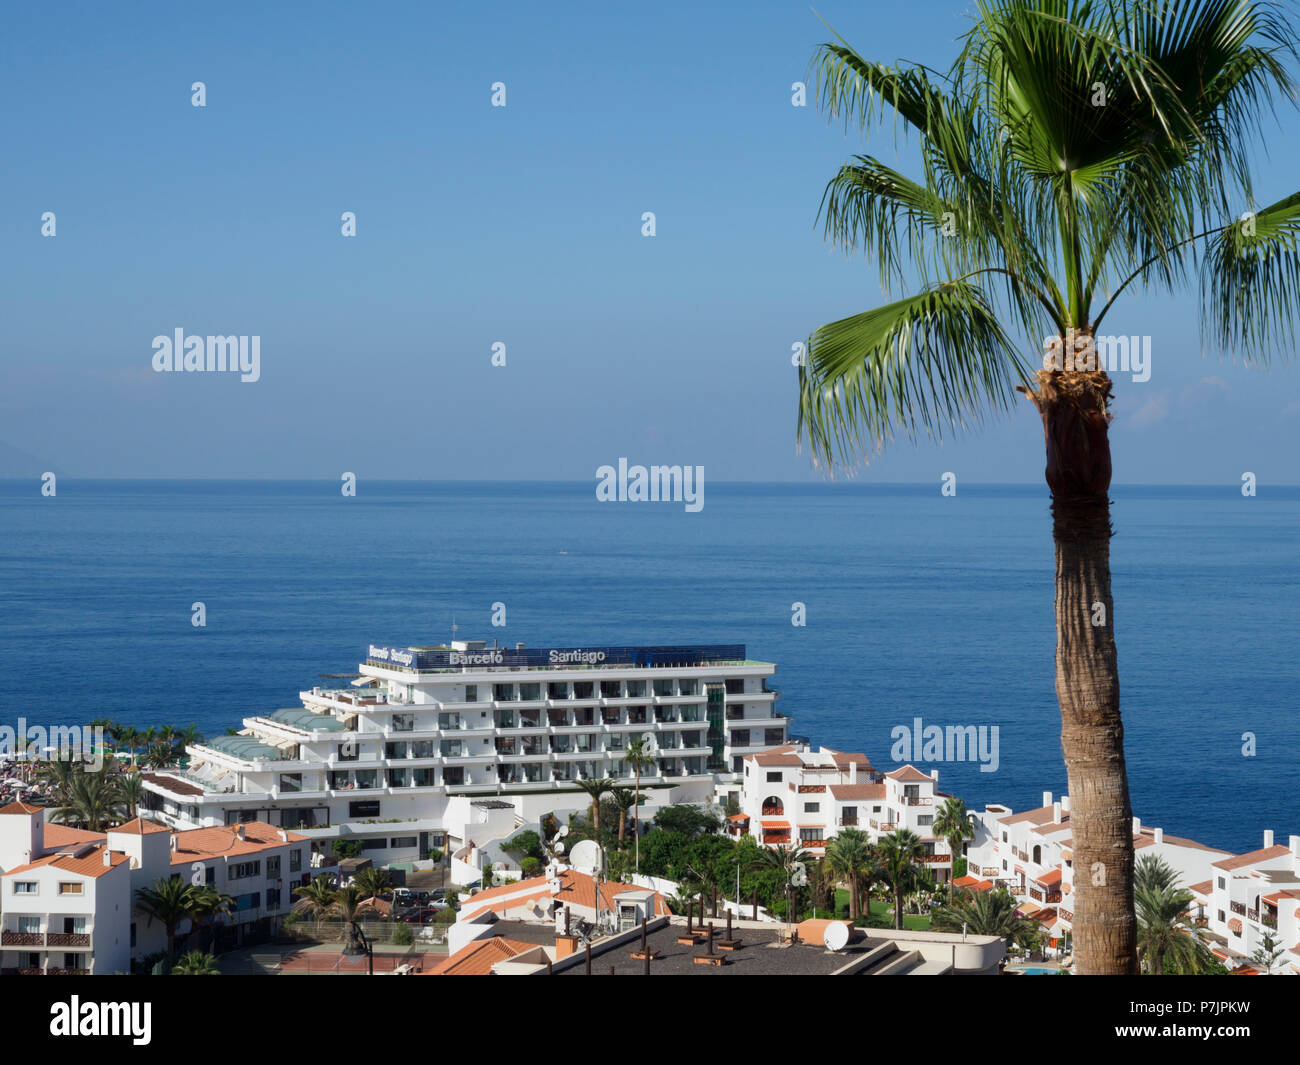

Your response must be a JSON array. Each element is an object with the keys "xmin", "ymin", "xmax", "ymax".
[
  {"xmin": 725, "ymin": 744, "xmax": 959, "ymax": 881},
  {"xmin": 140, "ymin": 641, "xmax": 789, "ymax": 865}
]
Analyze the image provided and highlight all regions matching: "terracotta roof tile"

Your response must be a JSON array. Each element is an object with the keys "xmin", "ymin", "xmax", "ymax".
[
  {"xmin": 1212, "ymin": 846, "xmax": 1291, "ymax": 872},
  {"xmin": 884, "ymin": 765, "xmax": 934, "ymax": 783},
  {"xmin": 3, "ymin": 844, "xmax": 129, "ymax": 880},
  {"xmin": 428, "ymin": 936, "xmax": 539, "ymax": 975},
  {"xmin": 169, "ymin": 822, "xmax": 306, "ymax": 865}
]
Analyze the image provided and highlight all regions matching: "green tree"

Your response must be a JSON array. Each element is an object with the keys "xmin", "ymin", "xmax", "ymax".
[
  {"xmin": 1136, "ymin": 880, "xmax": 1214, "ymax": 974},
  {"xmin": 292, "ymin": 876, "xmax": 339, "ymax": 928},
  {"xmin": 619, "ymin": 738, "xmax": 656, "ymax": 872},
  {"xmin": 52, "ymin": 765, "xmax": 124, "ymax": 832},
  {"xmin": 932, "ymin": 886, "xmax": 1037, "ymax": 948},
  {"xmin": 575, "ymin": 778, "xmax": 614, "ymax": 834},
  {"xmin": 878, "ymin": 829, "xmax": 925, "ymax": 930},
  {"xmin": 1250, "ymin": 931, "xmax": 1286, "ymax": 974},
  {"xmin": 172, "ymin": 950, "xmax": 220, "ymax": 975},
  {"xmin": 798, "ymin": 0, "xmax": 1300, "ymax": 974},
  {"xmin": 611, "ymin": 787, "xmax": 638, "ymax": 844},
  {"xmin": 136, "ymin": 877, "xmax": 200, "ymax": 959},
  {"xmin": 824, "ymin": 828, "xmax": 878, "ymax": 920},
  {"xmin": 116, "ymin": 773, "xmax": 145, "ymax": 819},
  {"xmin": 352, "ymin": 867, "xmax": 395, "ymax": 898},
  {"xmin": 189, "ymin": 885, "xmax": 234, "ymax": 953},
  {"xmin": 932, "ymin": 797, "xmax": 975, "ymax": 893},
  {"xmin": 653, "ymin": 804, "xmax": 722, "ymax": 838}
]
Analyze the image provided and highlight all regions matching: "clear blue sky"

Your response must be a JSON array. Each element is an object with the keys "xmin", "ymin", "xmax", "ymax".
[{"xmin": 3, "ymin": 0, "xmax": 1299, "ymax": 483}]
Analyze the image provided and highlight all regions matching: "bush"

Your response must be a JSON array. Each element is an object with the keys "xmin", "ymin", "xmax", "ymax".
[
  {"xmin": 520, "ymin": 857, "xmax": 541, "ymax": 878},
  {"xmin": 392, "ymin": 924, "xmax": 414, "ymax": 946},
  {"xmin": 426, "ymin": 848, "xmax": 443, "ymax": 863}
]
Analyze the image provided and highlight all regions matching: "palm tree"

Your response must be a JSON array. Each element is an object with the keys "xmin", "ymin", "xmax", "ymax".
[
  {"xmin": 934, "ymin": 887, "xmax": 1038, "ymax": 949},
  {"xmin": 575, "ymin": 777, "xmax": 614, "ymax": 834},
  {"xmin": 189, "ymin": 885, "xmax": 234, "ymax": 954},
  {"xmin": 136, "ymin": 877, "xmax": 200, "ymax": 959},
  {"xmin": 116, "ymin": 726, "xmax": 139, "ymax": 765},
  {"xmin": 172, "ymin": 950, "xmax": 220, "ymax": 975},
  {"xmin": 1134, "ymin": 852, "xmax": 1180, "ymax": 894},
  {"xmin": 51, "ymin": 766, "xmax": 124, "ymax": 832},
  {"xmin": 932, "ymin": 797, "xmax": 976, "ymax": 890},
  {"xmin": 797, "ymin": 0, "xmax": 1300, "ymax": 974},
  {"xmin": 1136, "ymin": 881, "xmax": 1214, "ymax": 974},
  {"xmin": 878, "ymin": 829, "xmax": 925, "ymax": 930},
  {"xmin": 611, "ymin": 787, "xmax": 638, "ymax": 844},
  {"xmin": 116, "ymin": 773, "xmax": 145, "ymax": 819},
  {"xmin": 292, "ymin": 876, "xmax": 339, "ymax": 928},
  {"xmin": 753, "ymin": 843, "xmax": 812, "ymax": 934},
  {"xmin": 145, "ymin": 743, "xmax": 178, "ymax": 770},
  {"xmin": 352, "ymin": 867, "xmax": 395, "ymax": 898},
  {"xmin": 329, "ymin": 885, "xmax": 370, "ymax": 954},
  {"xmin": 824, "ymin": 828, "xmax": 876, "ymax": 920},
  {"xmin": 620, "ymin": 738, "xmax": 656, "ymax": 872}
]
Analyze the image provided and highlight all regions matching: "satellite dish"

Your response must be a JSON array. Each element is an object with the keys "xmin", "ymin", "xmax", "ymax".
[
  {"xmin": 553, "ymin": 841, "xmax": 565, "ymax": 854},
  {"xmin": 570, "ymin": 839, "xmax": 603, "ymax": 873},
  {"xmin": 557, "ymin": 826, "xmax": 570, "ymax": 839},
  {"xmin": 824, "ymin": 922, "xmax": 850, "ymax": 952}
]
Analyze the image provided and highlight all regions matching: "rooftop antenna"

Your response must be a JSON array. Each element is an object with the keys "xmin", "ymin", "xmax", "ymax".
[{"xmin": 451, "ymin": 616, "xmax": 458, "ymax": 644}]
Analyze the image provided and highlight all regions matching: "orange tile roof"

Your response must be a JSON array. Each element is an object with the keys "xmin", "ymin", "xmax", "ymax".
[
  {"xmin": 111, "ymin": 817, "xmax": 170, "ymax": 835},
  {"xmin": 727, "ymin": 814, "xmax": 750, "ymax": 822},
  {"xmin": 428, "ymin": 936, "xmax": 540, "ymax": 975},
  {"xmin": 42, "ymin": 824, "xmax": 106, "ymax": 848},
  {"xmin": 753, "ymin": 748, "xmax": 804, "ymax": 767},
  {"xmin": 1188, "ymin": 880, "xmax": 1213, "ymax": 896},
  {"xmin": 884, "ymin": 765, "xmax": 934, "ymax": 783},
  {"xmin": 952, "ymin": 875, "xmax": 981, "ymax": 888},
  {"xmin": 1034, "ymin": 869, "xmax": 1063, "ymax": 886},
  {"xmin": 1212, "ymin": 846, "xmax": 1291, "ymax": 871},
  {"xmin": 1000, "ymin": 806, "xmax": 1056, "ymax": 826},
  {"xmin": 824, "ymin": 750, "xmax": 871, "ymax": 766},
  {"xmin": 827, "ymin": 783, "xmax": 885, "ymax": 800},
  {"xmin": 169, "ymin": 822, "xmax": 307, "ymax": 865},
  {"xmin": 459, "ymin": 869, "xmax": 669, "ymax": 923},
  {"xmin": 3, "ymin": 844, "xmax": 130, "ymax": 880},
  {"xmin": 0, "ymin": 802, "xmax": 43, "ymax": 815},
  {"xmin": 1133, "ymin": 828, "xmax": 1230, "ymax": 855}
]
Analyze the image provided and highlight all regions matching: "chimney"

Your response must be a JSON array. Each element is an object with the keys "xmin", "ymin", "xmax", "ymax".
[
  {"xmin": 169, "ymin": 835, "xmax": 177, "ymax": 852},
  {"xmin": 278, "ymin": 829, "xmax": 288, "ymax": 842},
  {"xmin": 848, "ymin": 762, "xmax": 858, "ymax": 784},
  {"xmin": 1264, "ymin": 829, "xmax": 1274, "ymax": 849},
  {"xmin": 1060, "ymin": 794, "xmax": 1070, "ymax": 814},
  {"xmin": 1042, "ymin": 791, "xmax": 1053, "ymax": 808},
  {"xmin": 103, "ymin": 848, "xmax": 112, "ymax": 867},
  {"xmin": 1132, "ymin": 816, "xmax": 1141, "ymax": 835},
  {"xmin": 930, "ymin": 769, "xmax": 938, "ymax": 781},
  {"xmin": 1153, "ymin": 828, "xmax": 1163, "ymax": 845},
  {"xmin": 235, "ymin": 824, "xmax": 246, "ymax": 841},
  {"xmin": 1052, "ymin": 802, "xmax": 1061, "ymax": 824},
  {"xmin": 1290, "ymin": 835, "xmax": 1299, "ymax": 858}
]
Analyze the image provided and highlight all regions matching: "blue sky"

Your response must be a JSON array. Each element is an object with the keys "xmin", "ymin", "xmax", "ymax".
[{"xmin": 3, "ymin": 0, "xmax": 1300, "ymax": 483}]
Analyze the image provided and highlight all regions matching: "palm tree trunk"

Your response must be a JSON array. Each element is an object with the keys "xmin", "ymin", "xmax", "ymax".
[
  {"xmin": 894, "ymin": 885, "xmax": 903, "ymax": 930},
  {"xmin": 1030, "ymin": 366, "xmax": 1137, "ymax": 975}
]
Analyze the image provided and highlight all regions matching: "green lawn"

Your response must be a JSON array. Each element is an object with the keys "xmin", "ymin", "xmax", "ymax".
[{"xmin": 833, "ymin": 890, "xmax": 933, "ymax": 931}]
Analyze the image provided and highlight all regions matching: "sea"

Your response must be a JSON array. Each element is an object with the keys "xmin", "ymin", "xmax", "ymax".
[{"xmin": 1, "ymin": 479, "xmax": 1295, "ymax": 856}]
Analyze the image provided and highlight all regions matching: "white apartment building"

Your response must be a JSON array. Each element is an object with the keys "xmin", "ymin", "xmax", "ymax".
[
  {"xmin": 0, "ymin": 802, "xmax": 311, "ymax": 971},
  {"xmin": 1201, "ymin": 831, "xmax": 1300, "ymax": 973},
  {"xmin": 0, "ymin": 802, "xmax": 132, "ymax": 975},
  {"xmin": 727, "ymin": 745, "xmax": 958, "ymax": 881},
  {"xmin": 141, "ymin": 641, "xmax": 788, "ymax": 867},
  {"xmin": 965, "ymin": 793, "xmax": 1264, "ymax": 959}
]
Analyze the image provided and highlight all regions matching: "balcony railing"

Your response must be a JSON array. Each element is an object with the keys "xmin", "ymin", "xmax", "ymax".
[
  {"xmin": 47, "ymin": 933, "xmax": 91, "ymax": 948},
  {"xmin": 1246, "ymin": 907, "xmax": 1260, "ymax": 922},
  {"xmin": 0, "ymin": 931, "xmax": 43, "ymax": 947},
  {"xmin": 1230, "ymin": 901, "xmax": 1246, "ymax": 916}
]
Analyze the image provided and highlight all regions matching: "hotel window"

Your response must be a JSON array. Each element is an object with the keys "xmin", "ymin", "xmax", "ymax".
[
  {"xmin": 355, "ymin": 770, "xmax": 378, "ymax": 789},
  {"xmin": 17, "ymin": 915, "xmax": 41, "ymax": 934},
  {"xmin": 267, "ymin": 856, "xmax": 281, "ymax": 879},
  {"xmin": 385, "ymin": 741, "xmax": 409, "ymax": 759},
  {"xmin": 764, "ymin": 729, "xmax": 782, "ymax": 744},
  {"xmin": 361, "ymin": 838, "xmax": 387, "ymax": 851},
  {"xmin": 801, "ymin": 829, "xmax": 823, "ymax": 842},
  {"xmin": 804, "ymin": 802, "xmax": 820, "ymax": 813},
  {"xmin": 1217, "ymin": 877, "xmax": 1226, "ymax": 889},
  {"xmin": 58, "ymin": 882, "xmax": 83, "ymax": 896},
  {"xmin": 917, "ymin": 815, "xmax": 933, "ymax": 827},
  {"xmin": 625, "ymin": 681, "xmax": 645, "ymax": 697},
  {"xmin": 464, "ymin": 685, "xmax": 478, "ymax": 702},
  {"xmin": 601, "ymin": 681, "xmax": 622, "ymax": 698},
  {"xmin": 494, "ymin": 683, "xmax": 514, "ymax": 701},
  {"xmin": 267, "ymin": 888, "xmax": 281, "ymax": 911},
  {"xmin": 279, "ymin": 773, "xmax": 302, "ymax": 792},
  {"xmin": 392, "ymin": 713, "xmax": 414, "ymax": 732},
  {"xmin": 547, "ymin": 682, "xmax": 569, "ymax": 699},
  {"xmin": 732, "ymin": 730, "xmax": 750, "ymax": 746},
  {"xmin": 290, "ymin": 849, "xmax": 302, "ymax": 873},
  {"xmin": 1217, "ymin": 910, "xmax": 1225, "ymax": 923},
  {"xmin": 12, "ymin": 881, "xmax": 38, "ymax": 895},
  {"xmin": 390, "ymin": 767, "xmax": 408, "ymax": 787},
  {"xmin": 766, "ymin": 771, "xmax": 781, "ymax": 783},
  {"xmin": 229, "ymin": 861, "xmax": 262, "ymax": 881},
  {"xmin": 520, "ymin": 683, "xmax": 541, "ymax": 700},
  {"xmin": 389, "ymin": 836, "xmax": 418, "ymax": 849}
]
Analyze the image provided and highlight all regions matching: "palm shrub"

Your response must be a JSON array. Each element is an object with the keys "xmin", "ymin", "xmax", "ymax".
[{"xmin": 799, "ymin": 0, "xmax": 1300, "ymax": 974}]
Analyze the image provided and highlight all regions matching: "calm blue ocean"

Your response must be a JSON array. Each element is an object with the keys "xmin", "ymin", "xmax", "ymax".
[{"xmin": 0, "ymin": 480, "xmax": 1294, "ymax": 855}]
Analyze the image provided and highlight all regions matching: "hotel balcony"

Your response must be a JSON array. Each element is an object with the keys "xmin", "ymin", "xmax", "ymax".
[{"xmin": 1, "ymin": 931, "xmax": 91, "ymax": 948}]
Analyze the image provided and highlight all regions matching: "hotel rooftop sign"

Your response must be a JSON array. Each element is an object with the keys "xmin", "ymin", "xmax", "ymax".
[{"xmin": 366, "ymin": 644, "xmax": 747, "ymax": 671}]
